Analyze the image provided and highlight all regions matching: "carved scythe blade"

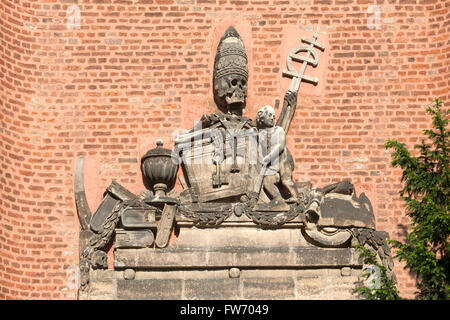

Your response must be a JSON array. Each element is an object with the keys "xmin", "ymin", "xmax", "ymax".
[{"xmin": 75, "ymin": 156, "xmax": 92, "ymax": 231}]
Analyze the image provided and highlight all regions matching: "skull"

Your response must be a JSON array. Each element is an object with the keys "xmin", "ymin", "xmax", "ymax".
[{"xmin": 214, "ymin": 74, "xmax": 247, "ymax": 115}]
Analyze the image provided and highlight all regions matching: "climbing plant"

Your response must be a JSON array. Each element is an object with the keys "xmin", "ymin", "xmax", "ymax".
[
  {"xmin": 384, "ymin": 98, "xmax": 449, "ymax": 300},
  {"xmin": 355, "ymin": 244, "xmax": 401, "ymax": 300}
]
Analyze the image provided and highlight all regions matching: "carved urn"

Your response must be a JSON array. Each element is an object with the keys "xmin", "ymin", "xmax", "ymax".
[{"xmin": 141, "ymin": 139, "xmax": 179, "ymax": 196}]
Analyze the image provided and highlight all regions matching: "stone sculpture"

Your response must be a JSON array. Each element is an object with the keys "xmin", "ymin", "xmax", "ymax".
[
  {"xmin": 255, "ymin": 105, "xmax": 298, "ymax": 205},
  {"xmin": 74, "ymin": 26, "xmax": 395, "ymax": 299}
]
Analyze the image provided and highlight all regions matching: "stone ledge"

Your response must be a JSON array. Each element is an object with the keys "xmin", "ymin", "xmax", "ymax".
[
  {"xmin": 110, "ymin": 269, "xmax": 363, "ymax": 300},
  {"xmin": 114, "ymin": 247, "xmax": 360, "ymax": 269},
  {"xmin": 117, "ymin": 279, "xmax": 183, "ymax": 300},
  {"xmin": 243, "ymin": 277, "xmax": 296, "ymax": 299},
  {"xmin": 83, "ymin": 268, "xmax": 363, "ymax": 300},
  {"xmin": 184, "ymin": 278, "xmax": 241, "ymax": 299}
]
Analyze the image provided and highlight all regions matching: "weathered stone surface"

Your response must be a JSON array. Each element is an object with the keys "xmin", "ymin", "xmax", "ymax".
[
  {"xmin": 90, "ymin": 193, "xmax": 120, "ymax": 233},
  {"xmin": 123, "ymin": 269, "xmax": 136, "ymax": 280},
  {"xmin": 229, "ymin": 267, "xmax": 240, "ymax": 278},
  {"xmin": 341, "ymin": 267, "xmax": 352, "ymax": 276},
  {"xmin": 114, "ymin": 247, "xmax": 359, "ymax": 269},
  {"xmin": 295, "ymin": 269, "xmax": 362, "ymax": 300},
  {"xmin": 241, "ymin": 268, "xmax": 319, "ymax": 278},
  {"xmin": 170, "ymin": 227, "xmax": 299, "ymax": 248},
  {"xmin": 121, "ymin": 207, "xmax": 156, "ymax": 229},
  {"xmin": 292, "ymin": 247, "xmax": 358, "ymax": 266},
  {"xmin": 86, "ymin": 266, "xmax": 364, "ymax": 300},
  {"xmin": 243, "ymin": 277, "xmax": 295, "ymax": 299},
  {"xmin": 107, "ymin": 180, "xmax": 137, "ymax": 201},
  {"xmin": 155, "ymin": 204, "xmax": 176, "ymax": 248},
  {"xmin": 296, "ymin": 278, "xmax": 325, "ymax": 297},
  {"xmin": 90, "ymin": 269, "xmax": 114, "ymax": 282},
  {"xmin": 185, "ymin": 278, "xmax": 240, "ymax": 300},
  {"xmin": 115, "ymin": 229, "xmax": 154, "ymax": 249},
  {"xmin": 114, "ymin": 226, "xmax": 360, "ymax": 271},
  {"xmin": 86, "ymin": 270, "xmax": 116, "ymax": 300},
  {"xmin": 319, "ymin": 192, "xmax": 375, "ymax": 229},
  {"xmin": 116, "ymin": 279, "xmax": 183, "ymax": 300},
  {"xmin": 135, "ymin": 270, "xmax": 187, "ymax": 279}
]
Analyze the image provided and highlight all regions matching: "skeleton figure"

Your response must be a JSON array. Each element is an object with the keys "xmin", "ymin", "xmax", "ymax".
[
  {"xmin": 212, "ymin": 26, "xmax": 249, "ymax": 118},
  {"xmin": 256, "ymin": 105, "xmax": 299, "ymax": 203},
  {"xmin": 199, "ymin": 26, "xmax": 254, "ymax": 170},
  {"xmin": 194, "ymin": 27, "xmax": 252, "ymax": 132}
]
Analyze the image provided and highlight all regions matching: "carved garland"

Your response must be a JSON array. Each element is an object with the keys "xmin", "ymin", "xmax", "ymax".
[
  {"xmin": 244, "ymin": 188, "xmax": 311, "ymax": 226},
  {"xmin": 244, "ymin": 204, "xmax": 303, "ymax": 226},
  {"xmin": 351, "ymin": 228, "xmax": 395, "ymax": 281},
  {"xmin": 178, "ymin": 206, "xmax": 233, "ymax": 226},
  {"xmin": 79, "ymin": 199, "xmax": 141, "ymax": 292}
]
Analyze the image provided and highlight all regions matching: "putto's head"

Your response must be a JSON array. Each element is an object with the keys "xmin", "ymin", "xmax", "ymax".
[
  {"xmin": 256, "ymin": 105, "xmax": 275, "ymax": 128},
  {"xmin": 213, "ymin": 27, "xmax": 248, "ymax": 116}
]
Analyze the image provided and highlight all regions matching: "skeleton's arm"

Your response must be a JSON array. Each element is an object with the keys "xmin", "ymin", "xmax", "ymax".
[{"xmin": 174, "ymin": 126, "xmax": 215, "ymax": 145}]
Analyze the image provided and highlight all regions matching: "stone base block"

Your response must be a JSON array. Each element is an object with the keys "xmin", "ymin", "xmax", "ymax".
[{"xmin": 81, "ymin": 227, "xmax": 364, "ymax": 300}]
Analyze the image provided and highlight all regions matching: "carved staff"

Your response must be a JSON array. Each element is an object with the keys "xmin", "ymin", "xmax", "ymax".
[
  {"xmin": 276, "ymin": 28, "xmax": 325, "ymax": 134},
  {"xmin": 251, "ymin": 124, "xmax": 271, "ymax": 200},
  {"xmin": 251, "ymin": 162, "xmax": 268, "ymax": 202}
]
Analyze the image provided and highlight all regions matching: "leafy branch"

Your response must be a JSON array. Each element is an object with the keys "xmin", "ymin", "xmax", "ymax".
[
  {"xmin": 384, "ymin": 98, "xmax": 449, "ymax": 300},
  {"xmin": 354, "ymin": 244, "xmax": 401, "ymax": 300}
]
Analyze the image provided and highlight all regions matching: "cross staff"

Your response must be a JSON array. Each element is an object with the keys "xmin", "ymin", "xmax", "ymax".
[
  {"xmin": 283, "ymin": 29, "xmax": 325, "ymax": 91},
  {"xmin": 276, "ymin": 28, "xmax": 325, "ymax": 134}
]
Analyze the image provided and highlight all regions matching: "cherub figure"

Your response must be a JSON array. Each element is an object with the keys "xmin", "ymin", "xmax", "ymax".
[{"xmin": 256, "ymin": 105, "xmax": 299, "ymax": 204}]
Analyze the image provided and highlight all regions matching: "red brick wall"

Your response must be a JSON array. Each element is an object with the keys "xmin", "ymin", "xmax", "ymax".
[{"xmin": 0, "ymin": 0, "xmax": 448, "ymax": 299}]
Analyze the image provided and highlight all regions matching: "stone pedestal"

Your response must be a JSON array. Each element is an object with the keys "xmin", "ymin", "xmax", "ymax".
[{"xmin": 82, "ymin": 225, "xmax": 363, "ymax": 300}]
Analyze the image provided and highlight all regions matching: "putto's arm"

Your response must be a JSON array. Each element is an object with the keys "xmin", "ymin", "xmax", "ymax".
[{"xmin": 275, "ymin": 90, "xmax": 298, "ymax": 134}]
